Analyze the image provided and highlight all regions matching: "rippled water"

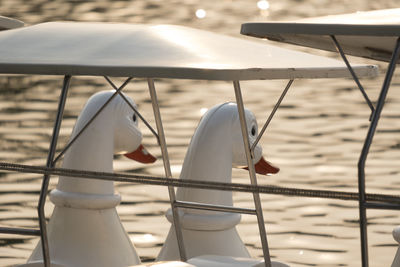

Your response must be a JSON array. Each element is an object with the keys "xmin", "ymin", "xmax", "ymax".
[{"xmin": 1, "ymin": 1, "xmax": 400, "ymax": 266}]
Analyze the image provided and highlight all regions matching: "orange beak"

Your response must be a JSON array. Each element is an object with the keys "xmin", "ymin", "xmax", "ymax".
[
  {"xmin": 124, "ymin": 144, "xmax": 157, "ymax": 163},
  {"xmin": 242, "ymin": 156, "xmax": 279, "ymax": 175}
]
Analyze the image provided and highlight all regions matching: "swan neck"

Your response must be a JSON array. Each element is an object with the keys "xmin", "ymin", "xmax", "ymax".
[
  {"xmin": 55, "ymin": 114, "xmax": 115, "ymax": 196},
  {"xmin": 178, "ymin": 111, "xmax": 234, "ymax": 207}
]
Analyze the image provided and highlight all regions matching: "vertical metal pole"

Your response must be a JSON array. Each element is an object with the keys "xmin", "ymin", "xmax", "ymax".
[
  {"xmin": 147, "ymin": 78, "xmax": 187, "ymax": 261},
  {"xmin": 357, "ymin": 37, "xmax": 400, "ymax": 267},
  {"xmin": 233, "ymin": 81, "xmax": 272, "ymax": 267},
  {"xmin": 38, "ymin": 75, "xmax": 71, "ymax": 267}
]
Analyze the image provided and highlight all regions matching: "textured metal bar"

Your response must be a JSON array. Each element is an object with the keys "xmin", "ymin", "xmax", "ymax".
[
  {"xmin": 233, "ymin": 80, "xmax": 272, "ymax": 267},
  {"xmin": 174, "ymin": 200, "xmax": 257, "ymax": 215},
  {"xmin": 2, "ymin": 162, "xmax": 400, "ymax": 204},
  {"xmin": 0, "ymin": 227, "xmax": 41, "ymax": 236},
  {"xmin": 147, "ymin": 78, "xmax": 187, "ymax": 261},
  {"xmin": 330, "ymin": 35, "xmax": 375, "ymax": 120},
  {"xmin": 251, "ymin": 79, "xmax": 293, "ymax": 152},
  {"xmin": 357, "ymin": 37, "xmax": 400, "ymax": 267},
  {"xmin": 38, "ymin": 75, "xmax": 71, "ymax": 267}
]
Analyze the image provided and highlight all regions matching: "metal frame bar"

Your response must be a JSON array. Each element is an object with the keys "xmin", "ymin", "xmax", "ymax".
[
  {"xmin": 356, "ymin": 37, "xmax": 400, "ymax": 267},
  {"xmin": 330, "ymin": 35, "xmax": 400, "ymax": 267},
  {"xmin": 0, "ymin": 227, "xmax": 41, "ymax": 236},
  {"xmin": 364, "ymin": 202, "xmax": 400, "ymax": 210},
  {"xmin": 233, "ymin": 80, "xmax": 272, "ymax": 267},
  {"xmin": 330, "ymin": 35, "xmax": 375, "ymax": 120},
  {"xmin": 251, "ymin": 79, "xmax": 293, "ymax": 152},
  {"xmin": 38, "ymin": 75, "xmax": 71, "ymax": 267},
  {"xmin": 147, "ymin": 78, "xmax": 187, "ymax": 261},
  {"xmin": 174, "ymin": 200, "xmax": 257, "ymax": 215}
]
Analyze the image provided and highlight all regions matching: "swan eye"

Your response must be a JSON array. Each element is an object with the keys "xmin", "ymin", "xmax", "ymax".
[
  {"xmin": 132, "ymin": 113, "xmax": 137, "ymax": 122},
  {"xmin": 251, "ymin": 126, "xmax": 256, "ymax": 136}
]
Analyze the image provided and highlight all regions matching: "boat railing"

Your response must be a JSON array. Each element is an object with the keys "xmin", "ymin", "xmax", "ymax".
[{"xmin": 0, "ymin": 74, "xmax": 400, "ymax": 267}]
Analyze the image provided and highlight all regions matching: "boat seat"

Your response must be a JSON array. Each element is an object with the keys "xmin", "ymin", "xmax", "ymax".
[
  {"xmin": 187, "ymin": 255, "xmax": 289, "ymax": 267},
  {"xmin": 130, "ymin": 261, "xmax": 196, "ymax": 267},
  {"xmin": 16, "ymin": 261, "xmax": 66, "ymax": 267},
  {"xmin": 131, "ymin": 255, "xmax": 289, "ymax": 267}
]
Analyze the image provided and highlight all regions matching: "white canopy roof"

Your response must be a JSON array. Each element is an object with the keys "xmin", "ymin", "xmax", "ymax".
[
  {"xmin": 0, "ymin": 22, "xmax": 377, "ymax": 80},
  {"xmin": 241, "ymin": 8, "xmax": 400, "ymax": 62}
]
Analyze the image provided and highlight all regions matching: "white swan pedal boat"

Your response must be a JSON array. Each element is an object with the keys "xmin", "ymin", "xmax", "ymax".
[{"xmin": 0, "ymin": 13, "xmax": 387, "ymax": 267}]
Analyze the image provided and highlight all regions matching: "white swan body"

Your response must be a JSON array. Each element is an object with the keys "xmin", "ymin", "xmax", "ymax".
[
  {"xmin": 26, "ymin": 91, "xmax": 156, "ymax": 267},
  {"xmin": 157, "ymin": 102, "xmax": 279, "ymax": 261}
]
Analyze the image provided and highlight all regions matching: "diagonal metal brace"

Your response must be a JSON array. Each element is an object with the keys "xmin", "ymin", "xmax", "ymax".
[
  {"xmin": 251, "ymin": 79, "xmax": 293, "ymax": 152},
  {"xmin": 104, "ymin": 76, "xmax": 160, "ymax": 141},
  {"xmin": 52, "ymin": 77, "xmax": 132, "ymax": 165},
  {"xmin": 330, "ymin": 35, "xmax": 375, "ymax": 121}
]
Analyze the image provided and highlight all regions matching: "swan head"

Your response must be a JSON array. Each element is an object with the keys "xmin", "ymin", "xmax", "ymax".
[
  {"xmin": 112, "ymin": 95, "xmax": 156, "ymax": 164},
  {"xmin": 73, "ymin": 90, "xmax": 156, "ymax": 164},
  {"xmin": 231, "ymin": 104, "xmax": 279, "ymax": 175},
  {"xmin": 205, "ymin": 102, "xmax": 279, "ymax": 175}
]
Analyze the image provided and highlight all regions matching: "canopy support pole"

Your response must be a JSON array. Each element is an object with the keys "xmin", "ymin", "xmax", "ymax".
[
  {"xmin": 148, "ymin": 78, "xmax": 187, "ymax": 262},
  {"xmin": 356, "ymin": 37, "xmax": 400, "ymax": 267},
  {"xmin": 233, "ymin": 80, "xmax": 272, "ymax": 267},
  {"xmin": 38, "ymin": 75, "xmax": 71, "ymax": 267},
  {"xmin": 331, "ymin": 35, "xmax": 400, "ymax": 267}
]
